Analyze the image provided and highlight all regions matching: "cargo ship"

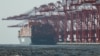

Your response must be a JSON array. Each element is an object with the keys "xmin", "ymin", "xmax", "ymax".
[
  {"xmin": 3, "ymin": 0, "xmax": 100, "ymax": 45},
  {"xmin": 18, "ymin": 21, "xmax": 57, "ymax": 45}
]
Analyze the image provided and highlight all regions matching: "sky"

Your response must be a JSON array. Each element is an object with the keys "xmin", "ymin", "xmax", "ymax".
[{"xmin": 0, "ymin": 0, "xmax": 59, "ymax": 44}]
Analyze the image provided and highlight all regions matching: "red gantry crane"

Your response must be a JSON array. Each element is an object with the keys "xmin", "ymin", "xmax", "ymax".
[{"xmin": 2, "ymin": 0, "xmax": 100, "ymax": 44}]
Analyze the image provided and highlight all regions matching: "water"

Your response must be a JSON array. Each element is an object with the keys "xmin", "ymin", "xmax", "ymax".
[{"xmin": 0, "ymin": 44, "xmax": 100, "ymax": 56}]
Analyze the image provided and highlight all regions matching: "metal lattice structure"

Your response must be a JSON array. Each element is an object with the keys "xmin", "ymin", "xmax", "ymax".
[{"xmin": 3, "ymin": 0, "xmax": 100, "ymax": 43}]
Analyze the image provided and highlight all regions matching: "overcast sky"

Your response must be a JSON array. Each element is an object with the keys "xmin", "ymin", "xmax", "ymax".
[{"xmin": 0, "ymin": 0, "xmax": 59, "ymax": 44}]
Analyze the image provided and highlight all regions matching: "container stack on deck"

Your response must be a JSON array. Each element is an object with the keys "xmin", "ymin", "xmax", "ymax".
[{"xmin": 3, "ymin": 0, "xmax": 100, "ymax": 44}]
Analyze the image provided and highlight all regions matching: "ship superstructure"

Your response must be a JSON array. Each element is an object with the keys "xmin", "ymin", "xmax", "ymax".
[
  {"xmin": 18, "ymin": 23, "xmax": 31, "ymax": 44},
  {"xmin": 3, "ymin": 0, "xmax": 100, "ymax": 44}
]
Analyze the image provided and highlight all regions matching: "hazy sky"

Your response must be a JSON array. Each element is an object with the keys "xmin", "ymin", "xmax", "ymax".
[{"xmin": 0, "ymin": 0, "xmax": 59, "ymax": 44}]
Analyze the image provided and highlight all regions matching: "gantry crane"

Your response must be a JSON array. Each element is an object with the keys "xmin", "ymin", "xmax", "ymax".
[{"xmin": 3, "ymin": 0, "xmax": 100, "ymax": 44}]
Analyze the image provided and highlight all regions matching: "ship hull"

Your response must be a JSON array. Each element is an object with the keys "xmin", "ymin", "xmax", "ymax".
[
  {"xmin": 19, "ymin": 36, "xmax": 31, "ymax": 45},
  {"xmin": 31, "ymin": 23, "xmax": 57, "ymax": 45},
  {"xmin": 31, "ymin": 36, "xmax": 56, "ymax": 45}
]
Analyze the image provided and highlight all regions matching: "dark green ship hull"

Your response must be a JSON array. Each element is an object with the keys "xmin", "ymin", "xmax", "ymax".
[{"xmin": 31, "ymin": 23, "xmax": 57, "ymax": 45}]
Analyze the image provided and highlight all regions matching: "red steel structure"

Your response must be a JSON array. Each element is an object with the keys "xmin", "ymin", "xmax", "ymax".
[{"xmin": 3, "ymin": 0, "xmax": 100, "ymax": 43}]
